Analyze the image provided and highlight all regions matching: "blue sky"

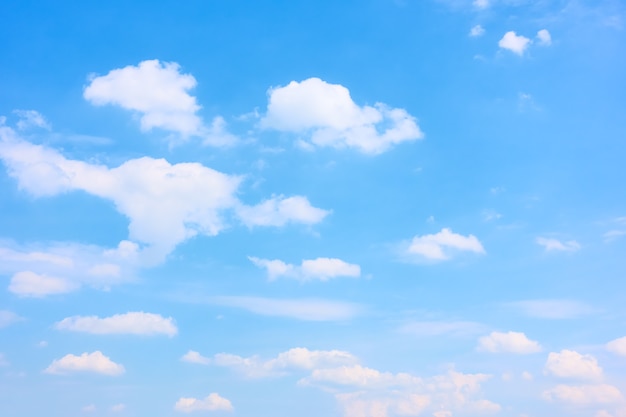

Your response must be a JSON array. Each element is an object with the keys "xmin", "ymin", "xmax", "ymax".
[{"xmin": 1, "ymin": 0, "xmax": 626, "ymax": 416}]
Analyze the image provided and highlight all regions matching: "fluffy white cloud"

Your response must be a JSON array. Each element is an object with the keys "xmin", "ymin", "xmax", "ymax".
[
  {"xmin": 499, "ymin": 31, "xmax": 531, "ymax": 55},
  {"xmin": 607, "ymin": 336, "xmax": 626, "ymax": 356},
  {"xmin": 261, "ymin": 78, "xmax": 423, "ymax": 154},
  {"xmin": 0, "ymin": 310, "xmax": 22, "ymax": 328},
  {"xmin": 543, "ymin": 384, "xmax": 623, "ymax": 405},
  {"xmin": 304, "ymin": 365, "xmax": 421, "ymax": 388},
  {"xmin": 44, "ymin": 351, "xmax": 125, "ymax": 376},
  {"xmin": 537, "ymin": 29, "xmax": 552, "ymax": 46},
  {"xmin": 536, "ymin": 237, "xmax": 581, "ymax": 252},
  {"xmin": 84, "ymin": 60, "xmax": 236, "ymax": 145},
  {"xmin": 237, "ymin": 195, "xmax": 330, "ymax": 228},
  {"xmin": 469, "ymin": 25, "xmax": 485, "ymax": 37},
  {"xmin": 174, "ymin": 393, "xmax": 233, "ymax": 413},
  {"xmin": 212, "ymin": 347, "xmax": 357, "ymax": 378},
  {"xmin": 181, "ymin": 350, "xmax": 211, "ymax": 365},
  {"xmin": 209, "ymin": 296, "xmax": 360, "ymax": 321},
  {"xmin": 544, "ymin": 350, "xmax": 603, "ymax": 380},
  {"xmin": 249, "ymin": 256, "xmax": 360, "ymax": 282},
  {"xmin": 507, "ymin": 299, "xmax": 594, "ymax": 319},
  {"xmin": 55, "ymin": 312, "xmax": 177, "ymax": 337},
  {"xmin": 477, "ymin": 331, "xmax": 542, "ymax": 354},
  {"xmin": 0, "ymin": 125, "xmax": 327, "ymax": 264},
  {"xmin": 13, "ymin": 110, "xmax": 51, "ymax": 130},
  {"xmin": 473, "ymin": 0, "xmax": 489, "ymax": 8},
  {"xmin": 9, "ymin": 271, "xmax": 77, "ymax": 297},
  {"xmin": 405, "ymin": 228, "xmax": 485, "ymax": 261}
]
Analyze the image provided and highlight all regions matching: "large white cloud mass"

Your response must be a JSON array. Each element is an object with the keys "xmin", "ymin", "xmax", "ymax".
[{"xmin": 261, "ymin": 78, "xmax": 423, "ymax": 154}]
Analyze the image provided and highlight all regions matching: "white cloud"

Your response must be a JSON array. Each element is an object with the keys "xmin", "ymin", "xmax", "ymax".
[
  {"xmin": 181, "ymin": 350, "xmax": 211, "ymax": 365},
  {"xmin": 607, "ymin": 336, "xmax": 626, "ymax": 356},
  {"xmin": 111, "ymin": 404, "xmax": 126, "ymax": 412},
  {"xmin": 174, "ymin": 393, "xmax": 233, "ymax": 413},
  {"xmin": 213, "ymin": 347, "xmax": 357, "ymax": 378},
  {"xmin": 209, "ymin": 296, "xmax": 360, "ymax": 321},
  {"xmin": 507, "ymin": 299, "xmax": 594, "ymax": 319},
  {"xmin": 537, "ymin": 29, "xmax": 552, "ymax": 46},
  {"xmin": 544, "ymin": 350, "xmax": 603, "ymax": 380},
  {"xmin": 303, "ymin": 364, "xmax": 421, "ymax": 388},
  {"xmin": 469, "ymin": 25, "xmax": 486, "ymax": 37},
  {"xmin": 477, "ymin": 331, "xmax": 542, "ymax": 354},
  {"xmin": 405, "ymin": 228, "xmax": 485, "ymax": 261},
  {"xmin": 249, "ymin": 256, "xmax": 360, "ymax": 282},
  {"xmin": 0, "ymin": 125, "xmax": 328, "ymax": 264},
  {"xmin": 55, "ymin": 312, "xmax": 177, "ymax": 337},
  {"xmin": 536, "ymin": 237, "xmax": 581, "ymax": 252},
  {"xmin": 83, "ymin": 60, "xmax": 236, "ymax": 145},
  {"xmin": 499, "ymin": 31, "xmax": 532, "ymax": 55},
  {"xmin": 82, "ymin": 404, "xmax": 96, "ymax": 413},
  {"xmin": 261, "ymin": 78, "xmax": 423, "ymax": 154},
  {"xmin": 44, "ymin": 351, "xmax": 125, "ymax": 376},
  {"xmin": 522, "ymin": 371, "xmax": 533, "ymax": 381},
  {"xmin": 604, "ymin": 230, "xmax": 626, "ymax": 242},
  {"xmin": 0, "ymin": 310, "xmax": 22, "ymax": 328},
  {"xmin": 13, "ymin": 110, "xmax": 51, "ymax": 130},
  {"xmin": 9, "ymin": 271, "xmax": 77, "ymax": 297},
  {"xmin": 0, "ymin": 353, "xmax": 8, "ymax": 366},
  {"xmin": 237, "ymin": 195, "xmax": 330, "ymax": 228},
  {"xmin": 543, "ymin": 384, "xmax": 623, "ymax": 405}
]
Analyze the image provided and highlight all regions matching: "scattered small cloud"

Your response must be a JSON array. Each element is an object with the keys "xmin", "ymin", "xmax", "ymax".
[
  {"xmin": 536, "ymin": 237, "xmax": 581, "ymax": 252},
  {"xmin": 13, "ymin": 110, "xmax": 51, "ymax": 131},
  {"xmin": 469, "ymin": 25, "xmax": 485, "ymax": 37},
  {"xmin": 499, "ymin": 31, "xmax": 531, "ymax": 55},
  {"xmin": 473, "ymin": 0, "xmax": 489, "ymax": 9},
  {"xmin": 111, "ymin": 404, "xmax": 126, "ymax": 412},
  {"xmin": 174, "ymin": 393, "xmax": 233, "ymax": 413},
  {"xmin": 44, "ymin": 351, "xmax": 125, "ymax": 376},
  {"xmin": 82, "ymin": 404, "xmax": 97, "ymax": 413},
  {"xmin": 181, "ymin": 350, "xmax": 211, "ymax": 365},
  {"xmin": 0, "ymin": 353, "xmax": 9, "ymax": 367},
  {"xmin": 536, "ymin": 29, "xmax": 552, "ymax": 46},
  {"xmin": 604, "ymin": 230, "xmax": 626, "ymax": 243},
  {"xmin": 507, "ymin": 299, "xmax": 595, "ymax": 319},
  {"xmin": 477, "ymin": 331, "xmax": 542, "ymax": 354},
  {"xmin": 9, "ymin": 271, "xmax": 78, "ymax": 297},
  {"xmin": 543, "ymin": 384, "xmax": 623, "ymax": 406},
  {"xmin": 0, "ymin": 310, "xmax": 23, "ymax": 328},
  {"xmin": 403, "ymin": 228, "xmax": 485, "ymax": 262},
  {"xmin": 400, "ymin": 320, "xmax": 487, "ymax": 337},
  {"xmin": 249, "ymin": 256, "xmax": 361, "ymax": 282}
]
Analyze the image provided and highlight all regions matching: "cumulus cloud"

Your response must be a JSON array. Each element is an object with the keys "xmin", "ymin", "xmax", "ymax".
[
  {"xmin": 211, "ymin": 347, "xmax": 357, "ymax": 378},
  {"xmin": 537, "ymin": 29, "xmax": 552, "ymax": 46},
  {"xmin": 607, "ymin": 337, "xmax": 626, "ymax": 356},
  {"xmin": 260, "ymin": 78, "xmax": 423, "ymax": 154},
  {"xmin": 209, "ymin": 296, "xmax": 360, "ymax": 321},
  {"xmin": 507, "ymin": 299, "xmax": 594, "ymax": 319},
  {"xmin": 249, "ymin": 256, "xmax": 360, "ymax": 282},
  {"xmin": 544, "ymin": 350, "xmax": 603, "ymax": 380},
  {"xmin": 543, "ymin": 384, "xmax": 623, "ymax": 405},
  {"xmin": 174, "ymin": 393, "xmax": 233, "ymax": 413},
  {"xmin": 44, "ymin": 351, "xmax": 125, "ymax": 376},
  {"xmin": 499, "ymin": 31, "xmax": 531, "ymax": 55},
  {"xmin": 9, "ymin": 271, "xmax": 77, "ymax": 297},
  {"xmin": 181, "ymin": 350, "xmax": 211, "ymax": 365},
  {"xmin": 404, "ymin": 228, "xmax": 485, "ymax": 261},
  {"xmin": 536, "ymin": 237, "xmax": 581, "ymax": 252},
  {"xmin": 477, "ymin": 331, "xmax": 542, "ymax": 354},
  {"xmin": 55, "ymin": 312, "xmax": 177, "ymax": 337},
  {"xmin": 83, "ymin": 60, "xmax": 236, "ymax": 145},
  {"xmin": 0, "ymin": 310, "xmax": 22, "ymax": 328},
  {"xmin": 0, "ymin": 124, "xmax": 327, "ymax": 264},
  {"xmin": 236, "ymin": 195, "xmax": 330, "ymax": 228}
]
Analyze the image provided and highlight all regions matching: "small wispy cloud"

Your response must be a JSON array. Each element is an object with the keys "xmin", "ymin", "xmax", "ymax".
[{"xmin": 536, "ymin": 237, "xmax": 581, "ymax": 252}]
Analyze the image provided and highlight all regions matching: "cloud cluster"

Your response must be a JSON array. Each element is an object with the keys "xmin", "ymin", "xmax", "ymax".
[
  {"xmin": 261, "ymin": 78, "xmax": 423, "ymax": 154},
  {"xmin": 498, "ymin": 29, "xmax": 552, "ymax": 55},
  {"xmin": 249, "ymin": 256, "xmax": 360, "ymax": 282}
]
